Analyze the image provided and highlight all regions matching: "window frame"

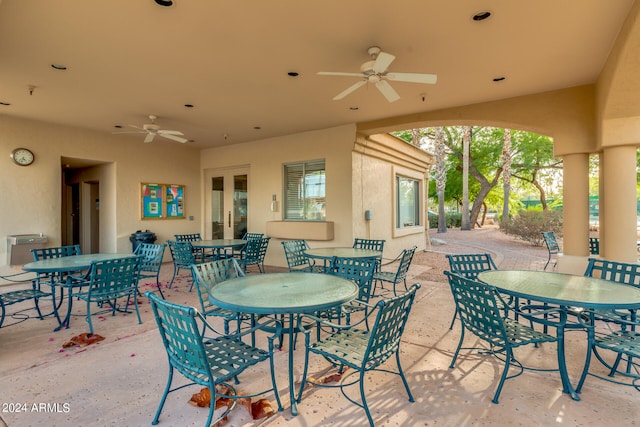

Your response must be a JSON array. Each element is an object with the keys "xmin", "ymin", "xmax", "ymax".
[
  {"xmin": 392, "ymin": 166, "xmax": 425, "ymax": 237},
  {"xmin": 283, "ymin": 159, "xmax": 326, "ymax": 221}
]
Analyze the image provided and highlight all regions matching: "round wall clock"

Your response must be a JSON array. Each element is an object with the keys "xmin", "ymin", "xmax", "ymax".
[{"xmin": 10, "ymin": 147, "xmax": 35, "ymax": 166}]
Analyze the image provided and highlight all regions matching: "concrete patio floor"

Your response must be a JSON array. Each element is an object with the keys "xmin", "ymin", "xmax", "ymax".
[{"xmin": 1, "ymin": 228, "xmax": 638, "ymax": 426}]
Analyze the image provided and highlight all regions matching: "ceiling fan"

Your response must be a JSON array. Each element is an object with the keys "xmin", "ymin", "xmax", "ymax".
[
  {"xmin": 318, "ymin": 46, "xmax": 437, "ymax": 103},
  {"xmin": 114, "ymin": 115, "xmax": 188, "ymax": 143}
]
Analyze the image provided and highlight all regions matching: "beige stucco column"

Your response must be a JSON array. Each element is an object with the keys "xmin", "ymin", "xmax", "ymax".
[
  {"xmin": 558, "ymin": 153, "xmax": 590, "ymax": 274},
  {"xmin": 601, "ymin": 145, "xmax": 638, "ymax": 262}
]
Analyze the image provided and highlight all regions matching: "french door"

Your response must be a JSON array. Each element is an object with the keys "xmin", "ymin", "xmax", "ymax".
[{"xmin": 205, "ymin": 166, "xmax": 249, "ymax": 239}]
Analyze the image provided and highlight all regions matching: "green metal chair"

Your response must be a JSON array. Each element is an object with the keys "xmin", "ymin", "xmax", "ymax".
[
  {"xmin": 237, "ymin": 236, "xmax": 270, "ymax": 273},
  {"xmin": 146, "ymin": 292, "xmax": 282, "ymax": 427},
  {"xmin": 281, "ymin": 239, "xmax": 324, "ymax": 273},
  {"xmin": 445, "ymin": 271, "xmax": 558, "ymax": 404},
  {"xmin": 70, "ymin": 256, "xmax": 142, "ymax": 333},
  {"xmin": 353, "ymin": 238, "xmax": 385, "ymax": 271},
  {"xmin": 191, "ymin": 258, "xmax": 253, "ymax": 337},
  {"xmin": 0, "ymin": 284, "xmax": 50, "ymax": 328},
  {"xmin": 582, "ymin": 257, "xmax": 640, "ymax": 376},
  {"xmin": 541, "ymin": 231, "xmax": 561, "ymax": 270},
  {"xmin": 589, "ymin": 237, "xmax": 600, "ymax": 255},
  {"xmin": 298, "ymin": 284, "xmax": 420, "ymax": 427},
  {"xmin": 445, "ymin": 253, "xmax": 498, "ymax": 329},
  {"xmin": 134, "ymin": 242, "xmax": 166, "ymax": 299},
  {"xmin": 167, "ymin": 240, "xmax": 198, "ymax": 290},
  {"xmin": 175, "ymin": 232, "xmax": 212, "ymax": 261},
  {"xmin": 372, "ymin": 245, "xmax": 417, "ymax": 296}
]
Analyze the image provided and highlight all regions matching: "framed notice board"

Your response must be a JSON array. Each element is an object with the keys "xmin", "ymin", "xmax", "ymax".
[{"xmin": 140, "ymin": 183, "xmax": 186, "ymax": 220}]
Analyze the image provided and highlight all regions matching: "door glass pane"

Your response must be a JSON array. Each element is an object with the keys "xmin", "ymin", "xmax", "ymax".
[
  {"xmin": 233, "ymin": 175, "xmax": 248, "ymax": 239},
  {"xmin": 211, "ymin": 177, "xmax": 224, "ymax": 238}
]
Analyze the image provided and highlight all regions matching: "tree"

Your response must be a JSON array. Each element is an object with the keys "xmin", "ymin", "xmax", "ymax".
[
  {"xmin": 461, "ymin": 127, "xmax": 471, "ymax": 230},
  {"xmin": 434, "ymin": 127, "xmax": 447, "ymax": 233},
  {"xmin": 502, "ymin": 129, "xmax": 512, "ymax": 220}
]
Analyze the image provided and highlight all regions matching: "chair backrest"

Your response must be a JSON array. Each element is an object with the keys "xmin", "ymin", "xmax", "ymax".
[
  {"xmin": 134, "ymin": 242, "xmax": 166, "ymax": 274},
  {"xmin": 174, "ymin": 233, "xmax": 202, "ymax": 242},
  {"xmin": 589, "ymin": 237, "xmax": 600, "ymax": 255},
  {"xmin": 328, "ymin": 257, "xmax": 377, "ymax": 302},
  {"xmin": 167, "ymin": 240, "xmax": 196, "ymax": 266},
  {"xmin": 87, "ymin": 256, "xmax": 141, "ymax": 297},
  {"xmin": 444, "ymin": 271, "xmax": 508, "ymax": 344},
  {"xmin": 584, "ymin": 257, "xmax": 640, "ymax": 288},
  {"xmin": 353, "ymin": 238, "xmax": 385, "ymax": 252},
  {"xmin": 191, "ymin": 258, "xmax": 245, "ymax": 312},
  {"xmin": 281, "ymin": 239, "xmax": 311, "ymax": 271},
  {"xmin": 243, "ymin": 232, "xmax": 264, "ymax": 242},
  {"xmin": 393, "ymin": 246, "xmax": 418, "ymax": 281},
  {"xmin": 445, "ymin": 253, "xmax": 497, "ymax": 280},
  {"xmin": 146, "ymin": 292, "xmax": 212, "ymax": 385},
  {"xmin": 245, "ymin": 237, "xmax": 270, "ymax": 263},
  {"xmin": 541, "ymin": 232, "xmax": 560, "ymax": 253},
  {"xmin": 363, "ymin": 284, "xmax": 420, "ymax": 368},
  {"xmin": 31, "ymin": 244, "xmax": 81, "ymax": 261}
]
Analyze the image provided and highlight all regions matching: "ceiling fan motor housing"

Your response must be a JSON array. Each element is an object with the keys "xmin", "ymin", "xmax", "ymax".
[{"xmin": 143, "ymin": 123, "xmax": 160, "ymax": 132}]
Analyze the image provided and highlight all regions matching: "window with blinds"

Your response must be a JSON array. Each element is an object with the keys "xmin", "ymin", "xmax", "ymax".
[{"xmin": 284, "ymin": 160, "xmax": 326, "ymax": 221}]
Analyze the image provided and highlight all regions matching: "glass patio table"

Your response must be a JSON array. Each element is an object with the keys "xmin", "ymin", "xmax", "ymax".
[
  {"xmin": 208, "ymin": 272, "xmax": 358, "ymax": 416},
  {"xmin": 303, "ymin": 247, "xmax": 382, "ymax": 272},
  {"xmin": 22, "ymin": 253, "xmax": 136, "ymax": 331},
  {"xmin": 478, "ymin": 269, "xmax": 640, "ymax": 400},
  {"xmin": 191, "ymin": 239, "xmax": 247, "ymax": 259}
]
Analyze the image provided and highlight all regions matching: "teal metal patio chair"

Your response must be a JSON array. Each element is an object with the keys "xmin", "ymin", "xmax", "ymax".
[
  {"xmin": 353, "ymin": 238, "xmax": 385, "ymax": 271},
  {"xmin": 298, "ymin": 284, "xmax": 420, "ymax": 427},
  {"xmin": 167, "ymin": 240, "xmax": 199, "ymax": 290},
  {"xmin": 281, "ymin": 239, "xmax": 324, "ymax": 273},
  {"xmin": 444, "ymin": 271, "xmax": 558, "ymax": 403},
  {"xmin": 134, "ymin": 242, "xmax": 166, "ymax": 299},
  {"xmin": 445, "ymin": 253, "xmax": 498, "ymax": 329},
  {"xmin": 542, "ymin": 231, "xmax": 561, "ymax": 270},
  {"xmin": 175, "ymin": 232, "xmax": 212, "ymax": 262},
  {"xmin": 146, "ymin": 292, "xmax": 282, "ymax": 427},
  {"xmin": 70, "ymin": 256, "xmax": 142, "ymax": 333},
  {"xmin": 191, "ymin": 258, "xmax": 253, "ymax": 337},
  {"xmin": 237, "ymin": 236, "xmax": 270, "ymax": 273},
  {"xmin": 372, "ymin": 245, "xmax": 417, "ymax": 296},
  {"xmin": 589, "ymin": 237, "xmax": 600, "ymax": 255}
]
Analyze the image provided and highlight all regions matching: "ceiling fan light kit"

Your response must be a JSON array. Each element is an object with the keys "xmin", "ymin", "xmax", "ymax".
[{"xmin": 318, "ymin": 46, "xmax": 437, "ymax": 103}]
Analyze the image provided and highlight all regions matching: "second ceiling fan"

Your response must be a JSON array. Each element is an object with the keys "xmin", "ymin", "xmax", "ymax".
[
  {"xmin": 318, "ymin": 46, "xmax": 437, "ymax": 103},
  {"xmin": 114, "ymin": 115, "xmax": 188, "ymax": 143}
]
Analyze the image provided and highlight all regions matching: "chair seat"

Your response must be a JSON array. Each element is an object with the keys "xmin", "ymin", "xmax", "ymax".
[
  {"xmin": 309, "ymin": 327, "xmax": 370, "ymax": 368},
  {"xmin": 594, "ymin": 330, "xmax": 640, "ymax": 358},
  {"xmin": 0, "ymin": 288, "xmax": 50, "ymax": 306},
  {"xmin": 502, "ymin": 318, "xmax": 556, "ymax": 347},
  {"xmin": 200, "ymin": 335, "xmax": 270, "ymax": 384},
  {"xmin": 372, "ymin": 271, "xmax": 396, "ymax": 282}
]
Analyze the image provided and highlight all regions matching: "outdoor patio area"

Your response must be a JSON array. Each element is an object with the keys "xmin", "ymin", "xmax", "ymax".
[{"xmin": 1, "ymin": 228, "xmax": 638, "ymax": 426}]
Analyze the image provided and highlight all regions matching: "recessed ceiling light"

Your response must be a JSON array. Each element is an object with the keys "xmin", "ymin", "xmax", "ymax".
[
  {"xmin": 472, "ymin": 11, "xmax": 491, "ymax": 21},
  {"xmin": 154, "ymin": 0, "xmax": 174, "ymax": 6},
  {"xmin": 51, "ymin": 64, "xmax": 67, "ymax": 70},
  {"xmin": 287, "ymin": 72, "xmax": 299, "ymax": 77},
  {"xmin": 349, "ymin": 106, "xmax": 359, "ymax": 111},
  {"xmin": 0, "ymin": 102, "xmax": 10, "ymax": 106},
  {"xmin": 184, "ymin": 104, "xmax": 194, "ymax": 108},
  {"xmin": 114, "ymin": 125, "xmax": 123, "ymax": 128},
  {"xmin": 493, "ymin": 76, "xmax": 506, "ymax": 82},
  {"xmin": 253, "ymin": 126, "xmax": 262, "ymax": 130}
]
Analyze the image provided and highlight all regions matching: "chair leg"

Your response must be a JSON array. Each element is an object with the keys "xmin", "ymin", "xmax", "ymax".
[
  {"xmin": 491, "ymin": 350, "xmax": 512, "ymax": 404},
  {"xmin": 86, "ymin": 300, "xmax": 94, "ymax": 334},
  {"xmin": 395, "ymin": 351, "xmax": 415, "ymax": 402},
  {"xmin": 448, "ymin": 307, "xmax": 458, "ymax": 330},
  {"xmin": 152, "ymin": 367, "xmax": 174, "ymax": 425},
  {"xmin": 359, "ymin": 370, "xmax": 375, "ymax": 427},
  {"xmin": 168, "ymin": 267, "xmax": 178, "ymax": 289},
  {"xmin": 155, "ymin": 279, "xmax": 165, "ymax": 299}
]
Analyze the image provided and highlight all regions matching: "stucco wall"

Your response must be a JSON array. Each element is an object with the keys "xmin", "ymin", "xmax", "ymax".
[
  {"xmin": 0, "ymin": 115, "xmax": 201, "ymax": 278},
  {"xmin": 200, "ymin": 124, "xmax": 356, "ymax": 268}
]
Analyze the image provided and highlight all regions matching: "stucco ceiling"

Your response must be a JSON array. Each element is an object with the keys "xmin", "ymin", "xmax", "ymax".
[{"xmin": 0, "ymin": 0, "xmax": 634, "ymax": 149}]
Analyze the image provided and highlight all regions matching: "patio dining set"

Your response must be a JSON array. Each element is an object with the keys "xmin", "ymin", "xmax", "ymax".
[
  {"xmin": 443, "ymin": 250, "xmax": 640, "ymax": 407},
  {"xmin": 2, "ymin": 234, "xmax": 422, "ymax": 426}
]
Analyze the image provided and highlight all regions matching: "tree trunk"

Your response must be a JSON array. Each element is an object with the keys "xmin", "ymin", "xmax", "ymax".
[
  {"xmin": 461, "ymin": 127, "xmax": 471, "ymax": 230},
  {"xmin": 434, "ymin": 127, "xmax": 448, "ymax": 233},
  {"xmin": 502, "ymin": 128, "xmax": 512, "ymax": 221}
]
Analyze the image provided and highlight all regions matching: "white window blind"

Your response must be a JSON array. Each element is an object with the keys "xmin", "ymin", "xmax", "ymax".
[{"xmin": 284, "ymin": 160, "xmax": 326, "ymax": 221}]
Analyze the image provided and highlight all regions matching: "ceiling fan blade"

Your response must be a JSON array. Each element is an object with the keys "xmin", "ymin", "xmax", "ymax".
[
  {"xmin": 372, "ymin": 51, "xmax": 395, "ymax": 73},
  {"xmin": 112, "ymin": 130, "xmax": 145, "ymax": 135},
  {"xmin": 333, "ymin": 80, "xmax": 367, "ymax": 100},
  {"xmin": 159, "ymin": 133, "xmax": 188, "ymax": 143},
  {"xmin": 158, "ymin": 130, "xmax": 184, "ymax": 136},
  {"xmin": 144, "ymin": 133, "xmax": 155, "ymax": 143},
  {"xmin": 317, "ymin": 71, "xmax": 364, "ymax": 78},
  {"xmin": 375, "ymin": 80, "xmax": 400, "ymax": 103},
  {"xmin": 386, "ymin": 72, "xmax": 438, "ymax": 84}
]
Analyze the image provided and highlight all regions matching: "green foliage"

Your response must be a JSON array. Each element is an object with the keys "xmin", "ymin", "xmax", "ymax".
[
  {"xmin": 500, "ymin": 209, "xmax": 563, "ymax": 246},
  {"xmin": 427, "ymin": 212, "xmax": 462, "ymax": 228}
]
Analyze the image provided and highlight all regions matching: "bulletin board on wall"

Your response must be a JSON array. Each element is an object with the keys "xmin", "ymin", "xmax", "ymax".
[{"xmin": 140, "ymin": 183, "xmax": 185, "ymax": 220}]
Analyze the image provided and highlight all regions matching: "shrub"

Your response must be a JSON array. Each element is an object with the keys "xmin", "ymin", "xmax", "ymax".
[
  {"xmin": 500, "ymin": 209, "xmax": 563, "ymax": 246},
  {"xmin": 427, "ymin": 212, "xmax": 462, "ymax": 229}
]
